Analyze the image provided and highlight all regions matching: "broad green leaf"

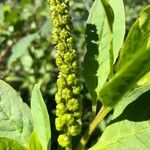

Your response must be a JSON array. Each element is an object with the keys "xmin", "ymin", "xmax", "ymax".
[
  {"xmin": 99, "ymin": 6, "xmax": 150, "ymax": 107},
  {"xmin": 8, "ymin": 33, "xmax": 39, "ymax": 66},
  {"xmin": 83, "ymin": 0, "xmax": 125, "ymax": 106},
  {"xmin": 31, "ymin": 84, "xmax": 51, "ymax": 150},
  {"xmin": 0, "ymin": 137, "xmax": 26, "ymax": 150},
  {"xmin": 28, "ymin": 131, "xmax": 42, "ymax": 150},
  {"xmin": 89, "ymin": 83, "xmax": 150, "ymax": 150},
  {"xmin": 0, "ymin": 80, "xmax": 33, "ymax": 144},
  {"xmin": 116, "ymin": 5, "xmax": 150, "ymax": 70}
]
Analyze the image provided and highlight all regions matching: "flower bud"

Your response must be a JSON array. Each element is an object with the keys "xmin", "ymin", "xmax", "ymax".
[
  {"xmin": 72, "ymin": 60, "xmax": 78, "ymax": 70},
  {"xmin": 56, "ymin": 42, "xmax": 67, "ymax": 52},
  {"xmin": 66, "ymin": 73, "xmax": 76, "ymax": 86},
  {"xmin": 56, "ymin": 3, "xmax": 68, "ymax": 14},
  {"xmin": 67, "ymin": 98, "xmax": 79, "ymax": 111},
  {"xmin": 64, "ymin": 50, "xmax": 76, "ymax": 63},
  {"xmin": 60, "ymin": 29, "xmax": 70, "ymax": 40},
  {"xmin": 55, "ymin": 54, "xmax": 63, "ymax": 67},
  {"xmin": 67, "ymin": 37, "xmax": 75, "ymax": 47},
  {"xmin": 57, "ymin": 75, "xmax": 66, "ymax": 89},
  {"xmin": 60, "ymin": 64, "xmax": 70, "ymax": 75},
  {"xmin": 56, "ymin": 103, "xmax": 66, "ymax": 116},
  {"xmin": 62, "ymin": 88, "xmax": 72, "ymax": 100},
  {"xmin": 62, "ymin": 113, "xmax": 75, "ymax": 125},
  {"xmin": 68, "ymin": 122, "xmax": 81, "ymax": 136},
  {"xmin": 58, "ymin": 134, "xmax": 70, "ymax": 147},
  {"xmin": 62, "ymin": 14, "xmax": 71, "ymax": 25},
  {"xmin": 55, "ymin": 91, "xmax": 63, "ymax": 104},
  {"xmin": 73, "ymin": 86, "xmax": 81, "ymax": 95},
  {"xmin": 55, "ymin": 117, "xmax": 64, "ymax": 131}
]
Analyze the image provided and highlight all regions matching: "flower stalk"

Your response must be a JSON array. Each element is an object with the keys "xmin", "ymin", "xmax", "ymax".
[{"xmin": 48, "ymin": 0, "xmax": 82, "ymax": 148}]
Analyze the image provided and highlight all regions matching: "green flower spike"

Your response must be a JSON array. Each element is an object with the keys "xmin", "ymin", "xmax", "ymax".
[{"xmin": 48, "ymin": 0, "xmax": 82, "ymax": 148}]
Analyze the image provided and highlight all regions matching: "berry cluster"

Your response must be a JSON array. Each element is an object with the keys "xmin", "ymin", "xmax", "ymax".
[{"xmin": 48, "ymin": 0, "xmax": 82, "ymax": 148}]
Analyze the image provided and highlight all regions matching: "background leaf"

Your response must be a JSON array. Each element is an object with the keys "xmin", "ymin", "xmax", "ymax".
[
  {"xmin": 99, "ymin": 6, "xmax": 150, "ymax": 107},
  {"xmin": 83, "ymin": 0, "xmax": 125, "ymax": 106},
  {"xmin": 0, "ymin": 137, "xmax": 25, "ymax": 150},
  {"xmin": 31, "ymin": 84, "xmax": 51, "ymax": 150},
  {"xmin": 0, "ymin": 80, "xmax": 33, "ymax": 144},
  {"xmin": 0, "ymin": 4, "xmax": 4, "ymax": 23},
  {"xmin": 89, "ymin": 82, "xmax": 150, "ymax": 150},
  {"xmin": 8, "ymin": 33, "xmax": 39, "ymax": 66},
  {"xmin": 40, "ymin": 19, "xmax": 51, "ymax": 37}
]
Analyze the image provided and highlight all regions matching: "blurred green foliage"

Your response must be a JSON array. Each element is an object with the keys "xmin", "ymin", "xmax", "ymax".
[{"xmin": 0, "ymin": 0, "xmax": 149, "ymax": 149}]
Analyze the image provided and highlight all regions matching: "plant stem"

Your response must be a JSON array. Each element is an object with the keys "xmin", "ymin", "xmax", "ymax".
[
  {"xmin": 76, "ymin": 106, "xmax": 112, "ymax": 150},
  {"xmin": 66, "ymin": 138, "xmax": 72, "ymax": 150}
]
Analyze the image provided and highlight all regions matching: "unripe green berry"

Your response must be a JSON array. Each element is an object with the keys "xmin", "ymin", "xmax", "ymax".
[
  {"xmin": 56, "ymin": 42, "xmax": 67, "ymax": 52},
  {"xmin": 67, "ymin": 98, "xmax": 79, "ymax": 111},
  {"xmin": 62, "ymin": 88, "xmax": 72, "ymax": 100},
  {"xmin": 62, "ymin": 113, "xmax": 75, "ymax": 125},
  {"xmin": 66, "ymin": 73, "xmax": 76, "ymax": 86},
  {"xmin": 56, "ymin": 3, "xmax": 67, "ymax": 14},
  {"xmin": 56, "ymin": 103, "xmax": 66, "ymax": 116},
  {"xmin": 67, "ymin": 37, "xmax": 75, "ymax": 47},
  {"xmin": 55, "ymin": 91, "xmax": 63, "ymax": 104},
  {"xmin": 72, "ymin": 60, "xmax": 78, "ymax": 70},
  {"xmin": 59, "ymin": 29, "xmax": 70, "ymax": 40},
  {"xmin": 58, "ymin": 134, "xmax": 70, "ymax": 147},
  {"xmin": 73, "ymin": 86, "xmax": 81, "ymax": 95},
  {"xmin": 55, "ymin": 54, "xmax": 63, "ymax": 67},
  {"xmin": 55, "ymin": 117, "xmax": 64, "ymax": 131},
  {"xmin": 64, "ymin": 50, "xmax": 76, "ymax": 63},
  {"xmin": 68, "ymin": 122, "xmax": 81, "ymax": 136},
  {"xmin": 57, "ymin": 75, "xmax": 66, "ymax": 88},
  {"xmin": 62, "ymin": 15, "xmax": 71, "ymax": 25},
  {"xmin": 60, "ymin": 64, "xmax": 70, "ymax": 75}
]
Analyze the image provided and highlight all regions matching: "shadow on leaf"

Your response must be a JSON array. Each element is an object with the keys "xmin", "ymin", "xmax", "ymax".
[
  {"xmin": 110, "ymin": 90, "xmax": 150, "ymax": 124},
  {"xmin": 83, "ymin": 23, "xmax": 99, "ymax": 102}
]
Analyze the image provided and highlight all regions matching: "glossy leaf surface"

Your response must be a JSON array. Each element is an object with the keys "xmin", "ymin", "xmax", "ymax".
[
  {"xmin": 99, "ymin": 6, "xmax": 150, "ymax": 107},
  {"xmin": 83, "ymin": 0, "xmax": 125, "ymax": 104}
]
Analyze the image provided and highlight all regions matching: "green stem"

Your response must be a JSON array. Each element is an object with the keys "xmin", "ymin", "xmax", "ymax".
[
  {"xmin": 66, "ymin": 138, "xmax": 72, "ymax": 150},
  {"xmin": 76, "ymin": 106, "xmax": 112, "ymax": 150}
]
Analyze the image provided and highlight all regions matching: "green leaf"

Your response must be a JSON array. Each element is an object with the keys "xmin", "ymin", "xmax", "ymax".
[
  {"xmin": 116, "ymin": 5, "xmax": 150, "ymax": 71},
  {"xmin": 0, "ymin": 4, "xmax": 4, "ymax": 23},
  {"xmin": 0, "ymin": 137, "xmax": 26, "ymax": 150},
  {"xmin": 40, "ymin": 20, "xmax": 51, "ymax": 37},
  {"xmin": 89, "ymin": 83, "xmax": 150, "ymax": 150},
  {"xmin": 31, "ymin": 84, "xmax": 51, "ymax": 150},
  {"xmin": 8, "ymin": 33, "xmax": 39, "ymax": 66},
  {"xmin": 29, "ymin": 131, "xmax": 42, "ymax": 150},
  {"xmin": 99, "ymin": 6, "xmax": 150, "ymax": 107},
  {"xmin": 101, "ymin": 0, "xmax": 114, "ymax": 32},
  {"xmin": 83, "ymin": 0, "xmax": 125, "ymax": 105},
  {"xmin": 0, "ymin": 80, "xmax": 33, "ymax": 144}
]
